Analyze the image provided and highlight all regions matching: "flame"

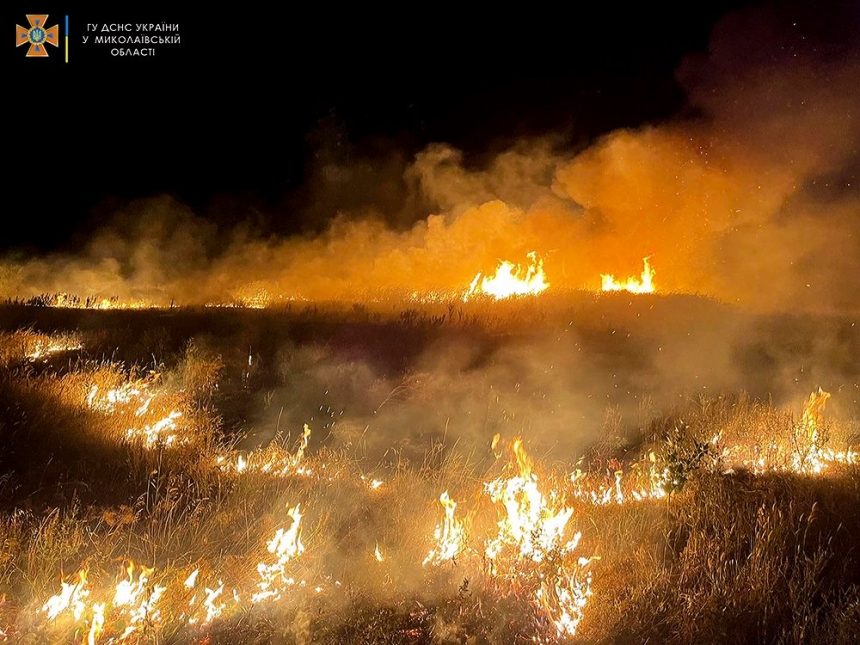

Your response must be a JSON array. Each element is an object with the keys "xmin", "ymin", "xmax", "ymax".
[
  {"xmin": 793, "ymin": 387, "xmax": 853, "ymax": 474},
  {"xmin": 715, "ymin": 388, "xmax": 857, "ymax": 476},
  {"xmin": 198, "ymin": 583, "xmax": 226, "ymax": 624},
  {"xmin": 41, "ymin": 568, "xmax": 90, "ymax": 620},
  {"xmin": 423, "ymin": 491, "xmax": 466, "ymax": 566},
  {"xmin": 86, "ymin": 376, "xmax": 187, "ymax": 449},
  {"xmin": 484, "ymin": 437, "xmax": 594, "ymax": 638},
  {"xmin": 571, "ymin": 460, "xmax": 669, "ymax": 506},
  {"xmin": 23, "ymin": 334, "xmax": 82, "ymax": 361},
  {"xmin": 231, "ymin": 282, "xmax": 272, "ymax": 308},
  {"xmin": 465, "ymin": 252, "xmax": 549, "ymax": 300},
  {"xmin": 800, "ymin": 386, "xmax": 830, "ymax": 444},
  {"xmin": 87, "ymin": 603, "xmax": 104, "ymax": 645},
  {"xmin": 26, "ymin": 378, "xmax": 860, "ymax": 644},
  {"xmin": 485, "ymin": 438, "xmax": 575, "ymax": 563},
  {"xmin": 184, "ymin": 568, "xmax": 199, "ymax": 588},
  {"xmin": 40, "ymin": 561, "xmax": 170, "ymax": 643},
  {"xmin": 601, "ymin": 256, "xmax": 655, "ymax": 293},
  {"xmin": 112, "ymin": 560, "xmax": 167, "ymax": 640},
  {"xmin": 218, "ymin": 425, "xmax": 313, "ymax": 477},
  {"xmin": 40, "ymin": 562, "xmax": 228, "ymax": 641},
  {"xmin": 20, "ymin": 293, "xmax": 157, "ymax": 309},
  {"xmin": 569, "ymin": 389, "xmax": 857, "ymax": 506},
  {"xmin": 253, "ymin": 504, "xmax": 306, "ymax": 602}
]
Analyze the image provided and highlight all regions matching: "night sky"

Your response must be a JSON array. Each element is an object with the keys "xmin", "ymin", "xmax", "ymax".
[{"xmin": 9, "ymin": 3, "xmax": 757, "ymax": 253}]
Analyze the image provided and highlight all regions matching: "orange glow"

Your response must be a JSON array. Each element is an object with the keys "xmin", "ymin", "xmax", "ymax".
[
  {"xmin": 216, "ymin": 424, "xmax": 313, "ymax": 477},
  {"xmin": 465, "ymin": 252, "xmax": 549, "ymax": 300},
  {"xmin": 601, "ymin": 256, "xmax": 655, "ymax": 293},
  {"xmin": 27, "ymin": 369, "xmax": 859, "ymax": 644},
  {"xmin": 484, "ymin": 437, "xmax": 594, "ymax": 638},
  {"xmin": 719, "ymin": 387, "xmax": 858, "ymax": 476},
  {"xmin": 423, "ymin": 491, "xmax": 466, "ymax": 566},
  {"xmin": 253, "ymin": 504, "xmax": 307, "ymax": 602},
  {"xmin": 86, "ymin": 378, "xmax": 187, "ymax": 449}
]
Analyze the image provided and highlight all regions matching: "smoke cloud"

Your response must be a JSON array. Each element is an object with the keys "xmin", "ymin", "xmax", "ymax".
[{"xmin": 2, "ymin": 2, "xmax": 859, "ymax": 313}]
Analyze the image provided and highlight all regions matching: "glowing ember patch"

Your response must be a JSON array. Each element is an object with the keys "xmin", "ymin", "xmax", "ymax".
[
  {"xmin": 465, "ymin": 251, "xmax": 549, "ymax": 300},
  {"xmin": 601, "ymin": 256, "xmax": 655, "ymax": 293}
]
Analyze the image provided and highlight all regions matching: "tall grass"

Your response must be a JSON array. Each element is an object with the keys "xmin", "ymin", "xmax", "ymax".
[{"xmin": 0, "ymin": 314, "xmax": 858, "ymax": 644}]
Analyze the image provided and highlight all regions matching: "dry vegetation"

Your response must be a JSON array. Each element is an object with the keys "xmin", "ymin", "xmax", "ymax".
[{"xmin": 0, "ymin": 299, "xmax": 858, "ymax": 644}]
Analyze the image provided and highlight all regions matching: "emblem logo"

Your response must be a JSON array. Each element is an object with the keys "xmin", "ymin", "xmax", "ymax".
[{"xmin": 16, "ymin": 14, "xmax": 59, "ymax": 57}]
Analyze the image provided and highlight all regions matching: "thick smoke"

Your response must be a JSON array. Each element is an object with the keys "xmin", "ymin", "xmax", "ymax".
[{"xmin": 2, "ymin": 2, "xmax": 859, "ymax": 313}]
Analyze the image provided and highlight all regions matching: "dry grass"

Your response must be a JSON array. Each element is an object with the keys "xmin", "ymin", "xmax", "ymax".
[{"xmin": 0, "ymin": 309, "xmax": 858, "ymax": 644}]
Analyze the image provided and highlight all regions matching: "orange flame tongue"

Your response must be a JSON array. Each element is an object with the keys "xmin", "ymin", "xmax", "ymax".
[
  {"xmin": 41, "ymin": 568, "xmax": 90, "ymax": 620},
  {"xmin": 512, "ymin": 437, "xmax": 533, "ymax": 479},
  {"xmin": 485, "ymin": 436, "xmax": 575, "ymax": 563},
  {"xmin": 253, "ymin": 504, "xmax": 306, "ymax": 603},
  {"xmin": 484, "ymin": 436, "xmax": 594, "ymax": 638},
  {"xmin": 800, "ymin": 387, "xmax": 830, "ymax": 441},
  {"xmin": 465, "ymin": 252, "xmax": 549, "ymax": 300},
  {"xmin": 601, "ymin": 256, "xmax": 655, "ymax": 293},
  {"xmin": 423, "ymin": 491, "xmax": 466, "ymax": 566}
]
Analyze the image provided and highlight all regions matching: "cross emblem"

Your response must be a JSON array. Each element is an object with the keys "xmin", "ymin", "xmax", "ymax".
[{"xmin": 16, "ymin": 14, "xmax": 59, "ymax": 57}]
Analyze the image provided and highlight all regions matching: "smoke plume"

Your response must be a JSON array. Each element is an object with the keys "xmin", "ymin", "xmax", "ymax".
[{"xmin": 2, "ymin": 2, "xmax": 859, "ymax": 313}]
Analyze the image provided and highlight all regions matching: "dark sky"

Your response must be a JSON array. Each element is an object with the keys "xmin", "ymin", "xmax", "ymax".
[{"xmin": 10, "ymin": 2, "xmax": 763, "ymax": 252}]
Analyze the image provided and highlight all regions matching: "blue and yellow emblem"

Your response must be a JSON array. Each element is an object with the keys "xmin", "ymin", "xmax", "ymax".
[{"xmin": 16, "ymin": 15, "xmax": 59, "ymax": 57}]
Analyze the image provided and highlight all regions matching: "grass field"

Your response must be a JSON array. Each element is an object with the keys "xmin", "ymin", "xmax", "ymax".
[{"xmin": 0, "ymin": 294, "xmax": 858, "ymax": 644}]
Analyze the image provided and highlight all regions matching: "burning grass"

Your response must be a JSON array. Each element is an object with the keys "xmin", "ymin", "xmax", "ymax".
[
  {"xmin": 600, "ymin": 256, "xmax": 656, "ymax": 294},
  {"xmin": 0, "ymin": 310, "xmax": 858, "ymax": 644},
  {"xmin": 0, "ymin": 329, "xmax": 82, "ymax": 366}
]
